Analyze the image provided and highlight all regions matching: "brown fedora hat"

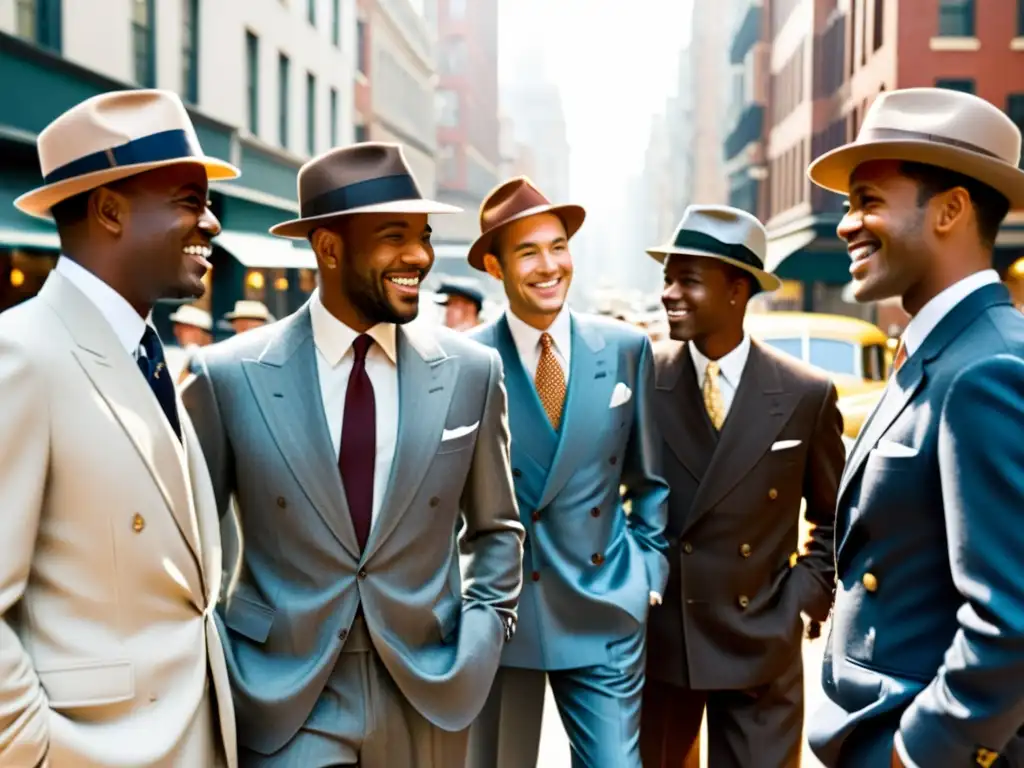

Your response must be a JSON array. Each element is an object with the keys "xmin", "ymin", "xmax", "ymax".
[
  {"xmin": 269, "ymin": 142, "xmax": 460, "ymax": 238},
  {"xmin": 809, "ymin": 87, "xmax": 1024, "ymax": 207},
  {"xmin": 466, "ymin": 176, "xmax": 586, "ymax": 271},
  {"xmin": 15, "ymin": 89, "xmax": 240, "ymax": 219}
]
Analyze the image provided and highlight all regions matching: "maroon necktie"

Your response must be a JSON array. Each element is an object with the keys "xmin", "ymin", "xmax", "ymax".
[{"xmin": 339, "ymin": 334, "xmax": 376, "ymax": 551}]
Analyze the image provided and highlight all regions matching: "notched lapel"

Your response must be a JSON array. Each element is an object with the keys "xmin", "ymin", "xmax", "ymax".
[
  {"xmin": 365, "ymin": 324, "xmax": 458, "ymax": 557},
  {"xmin": 656, "ymin": 343, "xmax": 717, "ymax": 480},
  {"xmin": 242, "ymin": 311, "xmax": 361, "ymax": 560}
]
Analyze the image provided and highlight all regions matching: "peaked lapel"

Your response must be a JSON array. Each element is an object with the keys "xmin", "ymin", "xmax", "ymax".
[
  {"xmin": 41, "ymin": 272, "xmax": 205, "ymax": 583},
  {"xmin": 685, "ymin": 341, "xmax": 798, "ymax": 531},
  {"xmin": 364, "ymin": 322, "xmax": 458, "ymax": 558},
  {"xmin": 242, "ymin": 305, "xmax": 361, "ymax": 560},
  {"xmin": 538, "ymin": 314, "xmax": 617, "ymax": 510},
  {"xmin": 655, "ymin": 342, "xmax": 718, "ymax": 481}
]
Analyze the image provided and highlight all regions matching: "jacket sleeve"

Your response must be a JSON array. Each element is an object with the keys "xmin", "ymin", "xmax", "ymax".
[
  {"xmin": 180, "ymin": 352, "xmax": 235, "ymax": 519},
  {"xmin": 621, "ymin": 336, "xmax": 671, "ymax": 597},
  {"xmin": 897, "ymin": 354, "xmax": 1024, "ymax": 766},
  {"xmin": 0, "ymin": 336, "xmax": 51, "ymax": 767}
]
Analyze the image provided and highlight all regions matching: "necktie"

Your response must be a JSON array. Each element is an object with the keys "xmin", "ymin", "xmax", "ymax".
[
  {"xmin": 137, "ymin": 325, "xmax": 181, "ymax": 440},
  {"xmin": 703, "ymin": 360, "xmax": 726, "ymax": 430},
  {"xmin": 339, "ymin": 334, "xmax": 376, "ymax": 551},
  {"xmin": 535, "ymin": 332, "xmax": 567, "ymax": 430},
  {"xmin": 891, "ymin": 339, "xmax": 907, "ymax": 376}
]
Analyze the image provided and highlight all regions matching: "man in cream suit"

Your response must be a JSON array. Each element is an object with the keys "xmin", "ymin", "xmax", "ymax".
[
  {"xmin": 0, "ymin": 90, "xmax": 239, "ymax": 767},
  {"xmin": 183, "ymin": 143, "xmax": 524, "ymax": 767}
]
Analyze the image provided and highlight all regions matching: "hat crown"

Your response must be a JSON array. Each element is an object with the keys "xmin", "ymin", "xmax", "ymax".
[
  {"xmin": 35, "ymin": 89, "xmax": 203, "ymax": 179},
  {"xmin": 296, "ymin": 142, "xmax": 423, "ymax": 210},
  {"xmin": 478, "ymin": 177, "xmax": 552, "ymax": 232},
  {"xmin": 673, "ymin": 205, "xmax": 767, "ymax": 261},
  {"xmin": 858, "ymin": 88, "xmax": 1022, "ymax": 167}
]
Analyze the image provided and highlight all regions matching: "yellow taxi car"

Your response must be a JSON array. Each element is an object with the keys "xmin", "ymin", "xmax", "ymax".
[{"xmin": 744, "ymin": 312, "xmax": 894, "ymax": 446}]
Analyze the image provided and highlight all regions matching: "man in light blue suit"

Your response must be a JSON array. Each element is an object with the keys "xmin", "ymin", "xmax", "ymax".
[{"xmin": 465, "ymin": 177, "xmax": 670, "ymax": 768}]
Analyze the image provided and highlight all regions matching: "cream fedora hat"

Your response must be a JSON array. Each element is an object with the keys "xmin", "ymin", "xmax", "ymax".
[
  {"xmin": 646, "ymin": 205, "xmax": 782, "ymax": 293},
  {"xmin": 15, "ymin": 89, "xmax": 240, "ymax": 220},
  {"xmin": 808, "ymin": 87, "xmax": 1024, "ymax": 207},
  {"xmin": 269, "ymin": 142, "xmax": 460, "ymax": 238},
  {"xmin": 224, "ymin": 300, "xmax": 274, "ymax": 323},
  {"xmin": 168, "ymin": 304, "xmax": 212, "ymax": 331}
]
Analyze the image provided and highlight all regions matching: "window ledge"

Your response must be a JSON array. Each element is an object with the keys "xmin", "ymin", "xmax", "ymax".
[
  {"xmin": 1011, "ymin": 37, "xmax": 1024, "ymax": 51},
  {"xmin": 929, "ymin": 36, "xmax": 981, "ymax": 52}
]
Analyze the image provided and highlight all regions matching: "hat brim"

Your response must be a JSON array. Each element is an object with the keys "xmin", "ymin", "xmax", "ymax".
[
  {"xmin": 14, "ymin": 156, "xmax": 241, "ymax": 219},
  {"xmin": 269, "ymin": 198, "xmax": 462, "ymax": 239},
  {"xmin": 808, "ymin": 139, "xmax": 1024, "ymax": 208},
  {"xmin": 467, "ymin": 203, "xmax": 586, "ymax": 272},
  {"xmin": 645, "ymin": 246, "xmax": 783, "ymax": 293}
]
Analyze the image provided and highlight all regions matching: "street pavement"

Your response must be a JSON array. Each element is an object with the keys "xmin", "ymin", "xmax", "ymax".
[{"xmin": 535, "ymin": 629, "xmax": 830, "ymax": 766}]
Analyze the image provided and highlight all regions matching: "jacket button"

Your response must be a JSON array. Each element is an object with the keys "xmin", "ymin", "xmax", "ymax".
[
  {"xmin": 738, "ymin": 595, "xmax": 750, "ymax": 609},
  {"xmin": 531, "ymin": 510, "xmax": 541, "ymax": 522},
  {"xmin": 276, "ymin": 496, "xmax": 287, "ymax": 508},
  {"xmin": 739, "ymin": 543, "xmax": 752, "ymax": 557},
  {"xmin": 339, "ymin": 628, "xmax": 348, "ymax": 641},
  {"xmin": 132, "ymin": 513, "xmax": 145, "ymax": 533},
  {"xmin": 358, "ymin": 569, "xmax": 368, "ymax": 580},
  {"xmin": 591, "ymin": 553, "xmax": 605, "ymax": 566},
  {"xmin": 768, "ymin": 488, "xmax": 778, "ymax": 500},
  {"xmin": 862, "ymin": 572, "xmax": 878, "ymax": 592},
  {"xmin": 590, "ymin": 507, "xmax": 600, "ymax": 517},
  {"xmin": 609, "ymin": 456, "xmax": 618, "ymax": 465},
  {"xmin": 531, "ymin": 571, "xmax": 540, "ymax": 582},
  {"xmin": 512, "ymin": 468, "xmax": 522, "ymax": 478},
  {"xmin": 682, "ymin": 541, "xmax": 693, "ymax": 554},
  {"xmin": 429, "ymin": 496, "xmax": 439, "ymax": 508}
]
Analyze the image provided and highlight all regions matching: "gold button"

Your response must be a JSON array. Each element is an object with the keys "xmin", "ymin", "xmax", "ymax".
[
  {"xmin": 768, "ymin": 488, "xmax": 778, "ymax": 500},
  {"xmin": 739, "ymin": 543, "xmax": 752, "ymax": 557},
  {"xmin": 276, "ymin": 496, "xmax": 287, "ymax": 508},
  {"xmin": 738, "ymin": 595, "xmax": 750, "ymax": 609},
  {"xmin": 682, "ymin": 541, "xmax": 693, "ymax": 554},
  {"xmin": 591, "ymin": 553, "xmax": 605, "ymax": 566},
  {"xmin": 862, "ymin": 572, "xmax": 878, "ymax": 592},
  {"xmin": 975, "ymin": 747, "xmax": 1000, "ymax": 768},
  {"xmin": 132, "ymin": 513, "xmax": 145, "ymax": 533}
]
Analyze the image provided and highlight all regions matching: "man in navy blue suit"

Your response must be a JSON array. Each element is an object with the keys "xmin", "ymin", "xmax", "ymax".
[{"xmin": 806, "ymin": 87, "xmax": 1024, "ymax": 767}]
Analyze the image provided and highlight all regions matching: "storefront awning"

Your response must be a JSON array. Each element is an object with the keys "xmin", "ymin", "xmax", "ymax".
[
  {"xmin": 764, "ymin": 229, "xmax": 816, "ymax": 273},
  {"xmin": 215, "ymin": 231, "xmax": 317, "ymax": 270},
  {"xmin": 0, "ymin": 225, "xmax": 60, "ymax": 251}
]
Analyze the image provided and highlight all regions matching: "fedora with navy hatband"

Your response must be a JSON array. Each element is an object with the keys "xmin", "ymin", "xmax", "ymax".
[
  {"xmin": 646, "ymin": 205, "xmax": 781, "ymax": 293},
  {"xmin": 15, "ymin": 89, "xmax": 240, "ymax": 219},
  {"xmin": 269, "ymin": 142, "xmax": 461, "ymax": 238}
]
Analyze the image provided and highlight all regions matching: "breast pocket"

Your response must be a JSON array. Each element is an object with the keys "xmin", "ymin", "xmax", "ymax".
[{"xmin": 437, "ymin": 426, "xmax": 479, "ymax": 455}]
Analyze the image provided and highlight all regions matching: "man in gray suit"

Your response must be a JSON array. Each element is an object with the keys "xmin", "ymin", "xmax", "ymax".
[
  {"xmin": 182, "ymin": 143, "xmax": 525, "ymax": 768},
  {"xmin": 466, "ymin": 177, "xmax": 670, "ymax": 767}
]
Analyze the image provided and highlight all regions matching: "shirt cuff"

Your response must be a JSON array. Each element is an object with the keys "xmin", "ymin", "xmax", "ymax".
[
  {"xmin": 894, "ymin": 730, "xmax": 922, "ymax": 768},
  {"xmin": 649, "ymin": 591, "xmax": 662, "ymax": 605}
]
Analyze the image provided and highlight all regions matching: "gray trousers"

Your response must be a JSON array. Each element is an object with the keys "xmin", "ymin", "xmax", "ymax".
[{"xmin": 238, "ymin": 619, "xmax": 468, "ymax": 768}]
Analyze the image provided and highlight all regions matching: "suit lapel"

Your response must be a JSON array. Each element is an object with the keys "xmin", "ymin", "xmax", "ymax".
[
  {"xmin": 364, "ymin": 323, "xmax": 458, "ymax": 558},
  {"xmin": 686, "ymin": 342, "xmax": 798, "ymax": 531},
  {"xmin": 42, "ymin": 273, "xmax": 205, "ymax": 577},
  {"xmin": 538, "ymin": 314, "xmax": 616, "ymax": 510},
  {"xmin": 656, "ymin": 342, "xmax": 718, "ymax": 481},
  {"xmin": 242, "ymin": 306, "xmax": 361, "ymax": 560}
]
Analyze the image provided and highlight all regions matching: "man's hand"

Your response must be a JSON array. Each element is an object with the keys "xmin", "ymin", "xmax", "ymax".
[{"xmin": 649, "ymin": 591, "xmax": 662, "ymax": 606}]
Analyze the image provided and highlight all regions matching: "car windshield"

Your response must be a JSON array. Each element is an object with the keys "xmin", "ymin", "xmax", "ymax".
[{"xmin": 761, "ymin": 336, "xmax": 858, "ymax": 377}]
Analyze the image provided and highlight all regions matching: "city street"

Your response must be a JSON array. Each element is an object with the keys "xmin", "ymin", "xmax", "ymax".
[{"xmin": 535, "ymin": 630, "xmax": 829, "ymax": 767}]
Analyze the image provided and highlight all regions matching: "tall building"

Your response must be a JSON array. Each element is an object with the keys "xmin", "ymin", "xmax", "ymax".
[
  {"xmin": 0, "ymin": 0, "xmax": 357, "ymax": 333},
  {"xmin": 760, "ymin": 0, "xmax": 1024, "ymax": 323}
]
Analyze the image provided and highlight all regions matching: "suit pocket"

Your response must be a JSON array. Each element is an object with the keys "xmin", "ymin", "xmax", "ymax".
[
  {"xmin": 38, "ymin": 659, "xmax": 134, "ymax": 710},
  {"xmin": 437, "ymin": 432, "xmax": 477, "ymax": 455},
  {"xmin": 224, "ymin": 591, "xmax": 276, "ymax": 644}
]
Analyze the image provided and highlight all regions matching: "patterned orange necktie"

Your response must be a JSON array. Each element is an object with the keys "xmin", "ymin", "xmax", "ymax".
[
  {"xmin": 891, "ymin": 340, "xmax": 907, "ymax": 376},
  {"xmin": 535, "ymin": 332, "xmax": 566, "ymax": 430}
]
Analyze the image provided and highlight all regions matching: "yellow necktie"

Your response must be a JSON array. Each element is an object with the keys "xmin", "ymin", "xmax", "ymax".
[
  {"xmin": 703, "ymin": 360, "xmax": 726, "ymax": 430},
  {"xmin": 535, "ymin": 332, "xmax": 566, "ymax": 430}
]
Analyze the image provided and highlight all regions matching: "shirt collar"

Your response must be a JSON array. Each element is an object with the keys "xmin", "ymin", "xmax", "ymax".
[
  {"xmin": 506, "ymin": 305, "xmax": 572, "ymax": 359},
  {"xmin": 55, "ymin": 256, "xmax": 148, "ymax": 355},
  {"xmin": 690, "ymin": 333, "xmax": 751, "ymax": 389},
  {"xmin": 903, "ymin": 269, "xmax": 1000, "ymax": 356},
  {"xmin": 309, "ymin": 292, "xmax": 397, "ymax": 366}
]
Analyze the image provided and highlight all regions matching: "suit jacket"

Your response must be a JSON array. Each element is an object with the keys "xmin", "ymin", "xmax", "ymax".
[
  {"xmin": 808, "ymin": 283, "xmax": 1024, "ymax": 768},
  {"xmin": 182, "ymin": 303, "xmax": 524, "ymax": 756},
  {"xmin": 470, "ymin": 312, "xmax": 669, "ymax": 670},
  {"xmin": 647, "ymin": 339, "xmax": 844, "ymax": 691},
  {"xmin": 0, "ymin": 272, "xmax": 235, "ymax": 768}
]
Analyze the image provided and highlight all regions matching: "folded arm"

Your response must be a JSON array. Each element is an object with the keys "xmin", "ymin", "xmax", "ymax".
[
  {"xmin": 0, "ymin": 337, "xmax": 51, "ymax": 767},
  {"xmin": 897, "ymin": 355, "xmax": 1024, "ymax": 767}
]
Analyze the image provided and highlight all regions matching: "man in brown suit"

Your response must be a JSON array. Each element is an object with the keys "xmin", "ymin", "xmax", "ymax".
[{"xmin": 639, "ymin": 205, "xmax": 846, "ymax": 767}]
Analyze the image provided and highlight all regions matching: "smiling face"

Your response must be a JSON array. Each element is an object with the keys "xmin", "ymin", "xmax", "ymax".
[
  {"xmin": 661, "ymin": 254, "xmax": 750, "ymax": 346},
  {"xmin": 483, "ymin": 212, "xmax": 572, "ymax": 329}
]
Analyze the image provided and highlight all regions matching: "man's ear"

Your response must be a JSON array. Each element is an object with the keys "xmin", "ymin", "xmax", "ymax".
[
  {"xmin": 933, "ymin": 186, "xmax": 970, "ymax": 238},
  {"xmin": 92, "ymin": 187, "xmax": 129, "ymax": 238},
  {"xmin": 483, "ymin": 252, "xmax": 503, "ymax": 282},
  {"xmin": 311, "ymin": 228, "xmax": 343, "ymax": 270}
]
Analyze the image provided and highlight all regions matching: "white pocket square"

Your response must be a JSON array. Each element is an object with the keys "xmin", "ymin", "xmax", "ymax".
[
  {"xmin": 771, "ymin": 439, "xmax": 802, "ymax": 452},
  {"xmin": 872, "ymin": 439, "xmax": 917, "ymax": 458},
  {"xmin": 609, "ymin": 382, "xmax": 632, "ymax": 408},
  {"xmin": 442, "ymin": 422, "xmax": 479, "ymax": 441}
]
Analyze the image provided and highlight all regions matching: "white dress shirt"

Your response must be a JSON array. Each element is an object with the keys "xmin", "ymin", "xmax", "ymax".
[
  {"xmin": 56, "ymin": 256, "xmax": 147, "ymax": 355},
  {"xmin": 506, "ymin": 306, "xmax": 572, "ymax": 383},
  {"xmin": 902, "ymin": 269, "xmax": 1000, "ymax": 357},
  {"xmin": 309, "ymin": 293, "xmax": 399, "ymax": 528},
  {"xmin": 689, "ymin": 333, "xmax": 752, "ymax": 419}
]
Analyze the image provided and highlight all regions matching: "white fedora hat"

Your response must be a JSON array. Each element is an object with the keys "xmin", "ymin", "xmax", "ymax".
[
  {"xmin": 15, "ymin": 89, "xmax": 240, "ymax": 219},
  {"xmin": 808, "ymin": 87, "xmax": 1024, "ymax": 206},
  {"xmin": 168, "ymin": 304, "xmax": 212, "ymax": 331},
  {"xmin": 224, "ymin": 300, "xmax": 274, "ymax": 322},
  {"xmin": 646, "ymin": 205, "xmax": 782, "ymax": 293}
]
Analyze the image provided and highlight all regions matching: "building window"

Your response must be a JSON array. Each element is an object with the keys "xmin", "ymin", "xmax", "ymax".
[
  {"xmin": 357, "ymin": 20, "xmax": 369, "ymax": 75},
  {"xmin": 181, "ymin": 0, "xmax": 199, "ymax": 103},
  {"xmin": 436, "ymin": 89, "xmax": 460, "ymax": 128},
  {"xmin": 1018, "ymin": 0, "xmax": 1024, "ymax": 36},
  {"xmin": 448, "ymin": 0, "xmax": 466, "ymax": 20},
  {"xmin": 15, "ymin": 0, "xmax": 61, "ymax": 52},
  {"xmin": 306, "ymin": 72, "xmax": 317, "ymax": 155},
  {"xmin": 279, "ymin": 53, "xmax": 291, "ymax": 149},
  {"xmin": 330, "ymin": 87, "xmax": 338, "ymax": 147},
  {"xmin": 332, "ymin": 0, "xmax": 341, "ymax": 47},
  {"xmin": 935, "ymin": 78, "xmax": 975, "ymax": 94},
  {"xmin": 307, "ymin": 0, "xmax": 316, "ymax": 25},
  {"xmin": 355, "ymin": 124, "xmax": 369, "ymax": 142},
  {"xmin": 1007, "ymin": 95, "xmax": 1024, "ymax": 167},
  {"xmin": 246, "ymin": 31, "xmax": 259, "ymax": 134},
  {"xmin": 938, "ymin": 0, "xmax": 974, "ymax": 37},
  {"xmin": 873, "ymin": 0, "xmax": 884, "ymax": 51},
  {"xmin": 132, "ymin": 0, "xmax": 156, "ymax": 88},
  {"xmin": 848, "ymin": 0, "xmax": 857, "ymax": 77}
]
